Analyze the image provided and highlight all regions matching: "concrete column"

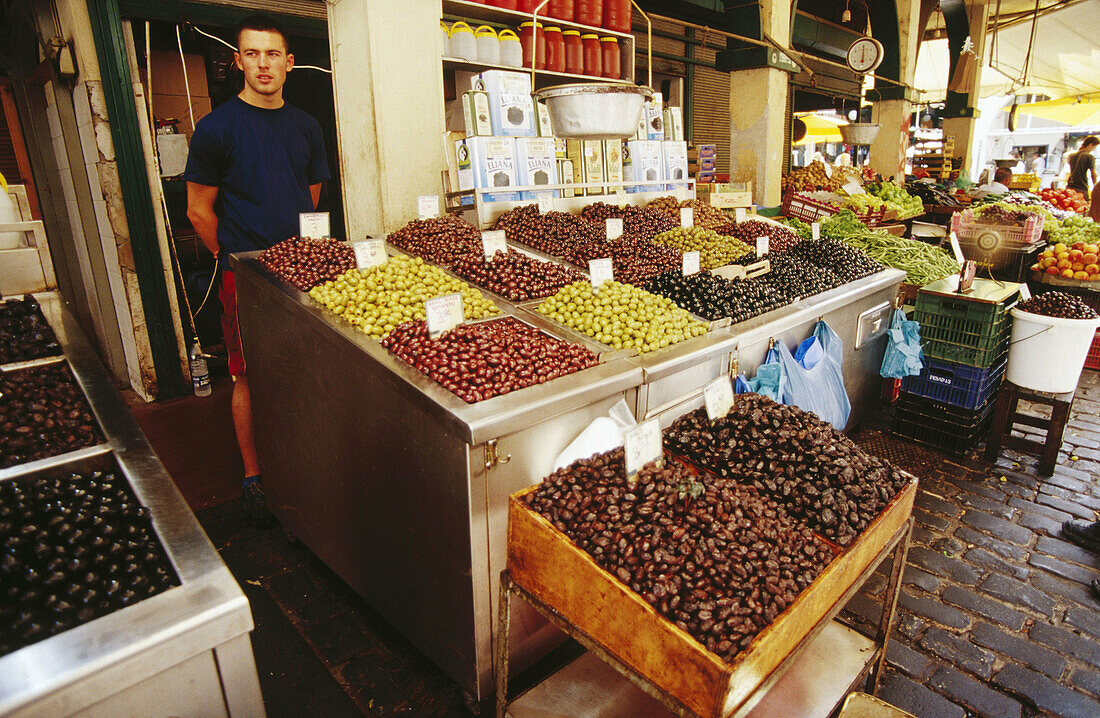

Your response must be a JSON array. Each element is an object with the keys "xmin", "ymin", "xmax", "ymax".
[
  {"xmin": 868, "ymin": 0, "xmax": 920, "ymax": 182},
  {"xmin": 328, "ymin": 0, "xmax": 445, "ymax": 240},
  {"xmin": 727, "ymin": 0, "xmax": 790, "ymax": 207},
  {"xmin": 942, "ymin": 0, "xmax": 990, "ymax": 175}
]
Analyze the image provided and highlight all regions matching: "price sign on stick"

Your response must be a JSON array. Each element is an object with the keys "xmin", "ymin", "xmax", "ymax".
[
  {"xmin": 615, "ymin": 189, "xmax": 628, "ymax": 207},
  {"xmin": 680, "ymin": 207, "xmax": 694, "ymax": 228},
  {"xmin": 735, "ymin": 207, "xmax": 747, "ymax": 223},
  {"xmin": 703, "ymin": 376, "xmax": 734, "ymax": 421},
  {"xmin": 624, "ymin": 418, "xmax": 663, "ymax": 484},
  {"xmin": 537, "ymin": 194, "xmax": 554, "ymax": 214},
  {"xmin": 606, "ymin": 217, "xmax": 624, "ymax": 240},
  {"xmin": 589, "ymin": 258, "xmax": 614, "ymax": 289},
  {"xmin": 352, "ymin": 239, "xmax": 387, "ymax": 269},
  {"xmin": 299, "ymin": 212, "xmax": 330, "ymax": 239},
  {"xmin": 948, "ymin": 231, "xmax": 965, "ymax": 263},
  {"xmin": 683, "ymin": 251, "xmax": 700, "ymax": 276},
  {"xmin": 482, "ymin": 230, "xmax": 508, "ymax": 259},
  {"xmin": 756, "ymin": 236, "xmax": 769, "ymax": 258},
  {"xmin": 417, "ymin": 195, "xmax": 440, "ymax": 220},
  {"xmin": 811, "ymin": 222, "xmax": 821, "ymax": 240},
  {"xmin": 425, "ymin": 292, "xmax": 464, "ymax": 338},
  {"xmin": 1018, "ymin": 283, "xmax": 1032, "ymax": 301}
]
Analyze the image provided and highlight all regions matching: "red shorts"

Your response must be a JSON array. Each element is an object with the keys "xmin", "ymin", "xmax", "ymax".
[{"xmin": 219, "ymin": 269, "xmax": 246, "ymax": 377}]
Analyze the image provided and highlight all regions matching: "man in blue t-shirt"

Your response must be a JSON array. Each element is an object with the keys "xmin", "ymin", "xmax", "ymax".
[{"xmin": 185, "ymin": 14, "xmax": 329, "ymax": 527}]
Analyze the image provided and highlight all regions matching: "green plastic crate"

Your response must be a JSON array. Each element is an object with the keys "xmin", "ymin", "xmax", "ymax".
[
  {"xmin": 915, "ymin": 291, "xmax": 1018, "ymax": 327},
  {"xmin": 915, "ymin": 306, "xmax": 1013, "ymax": 341},
  {"xmin": 921, "ymin": 331, "xmax": 1009, "ymax": 368}
]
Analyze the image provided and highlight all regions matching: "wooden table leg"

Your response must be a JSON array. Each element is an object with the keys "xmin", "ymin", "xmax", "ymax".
[
  {"xmin": 1040, "ymin": 399, "xmax": 1071, "ymax": 476},
  {"xmin": 870, "ymin": 518, "xmax": 914, "ymax": 695},
  {"xmin": 983, "ymin": 388, "xmax": 1013, "ymax": 462},
  {"xmin": 496, "ymin": 571, "xmax": 513, "ymax": 718}
]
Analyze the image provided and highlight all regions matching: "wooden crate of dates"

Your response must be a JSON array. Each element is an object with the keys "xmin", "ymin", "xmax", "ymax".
[{"xmin": 507, "ymin": 477, "xmax": 916, "ymax": 718}]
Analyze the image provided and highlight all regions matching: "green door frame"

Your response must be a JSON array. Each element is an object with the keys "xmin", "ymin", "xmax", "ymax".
[{"xmin": 86, "ymin": 0, "xmax": 187, "ymax": 397}]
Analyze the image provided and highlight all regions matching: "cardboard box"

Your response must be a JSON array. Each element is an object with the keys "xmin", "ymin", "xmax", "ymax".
[
  {"xmin": 554, "ymin": 138, "xmax": 568, "ymax": 159},
  {"xmin": 604, "ymin": 140, "xmax": 624, "ymax": 192},
  {"xmin": 534, "ymin": 101, "xmax": 554, "ymax": 138},
  {"xmin": 663, "ymin": 107, "xmax": 684, "ymax": 141},
  {"xmin": 472, "ymin": 70, "xmax": 535, "ymax": 137},
  {"xmin": 694, "ymin": 144, "xmax": 717, "ymax": 159},
  {"xmin": 455, "ymin": 136, "xmax": 522, "ymax": 203},
  {"xmin": 645, "ymin": 92, "xmax": 665, "ymax": 141},
  {"xmin": 662, "ymin": 141, "xmax": 688, "ymax": 190},
  {"xmin": 147, "ymin": 51, "xmax": 208, "ymax": 97},
  {"xmin": 515, "ymin": 137, "xmax": 559, "ymax": 198},
  {"xmin": 623, "ymin": 140, "xmax": 662, "ymax": 193},
  {"xmin": 695, "ymin": 170, "xmax": 715, "ymax": 183},
  {"xmin": 558, "ymin": 159, "xmax": 576, "ymax": 198},
  {"xmin": 462, "ymin": 90, "xmax": 492, "ymax": 136},
  {"xmin": 149, "ymin": 93, "xmax": 211, "ymax": 139},
  {"xmin": 565, "ymin": 140, "xmax": 605, "ymax": 195}
]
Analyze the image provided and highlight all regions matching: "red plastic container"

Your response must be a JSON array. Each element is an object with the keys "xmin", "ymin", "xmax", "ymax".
[
  {"xmin": 563, "ymin": 30, "xmax": 584, "ymax": 74},
  {"xmin": 519, "ymin": 22, "xmax": 546, "ymax": 70},
  {"xmin": 575, "ymin": 0, "xmax": 603, "ymax": 27},
  {"xmin": 487, "ymin": 0, "xmax": 519, "ymax": 9},
  {"xmin": 600, "ymin": 36, "xmax": 620, "ymax": 79},
  {"xmin": 603, "ymin": 0, "xmax": 631, "ymax": 32},
  {"xmin": 517, "ymin": 0, "xmax": 540, "ymax": 10},
  {"xmin": 581, "ymin": 33, "xmax": 602, "ymax": 76},
  {"xmin": 544, "ymin": 26, "xmax": 565, "ymax": 72},
  {"xmin": 1086, "ymin": 330, "xmax": 1100, "ymax": 370},
  {"xmin": 548, "ymin": 0, "xmax": 574, "ymax": 21}
]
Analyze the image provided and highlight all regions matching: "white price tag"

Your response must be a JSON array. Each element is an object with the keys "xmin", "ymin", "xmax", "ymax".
[
  {"xmin": 811, "ymin": 222, "xmax": 821, "ymax": 240},
  {"xmin": 683, "ymin": 251, "xmax": 700, "ymax": 276},
  {"xmin": 589, "ymin": 257, "xmax": 614, "ymax": 288},
  {"xmin": 615, "ymin": 189, "xmax": 628, "ymax": 207},
  {"xmin": 624, "ymin": 419, "xmax": 663, "ymax": 481},
  {"xmin": 949, "ymin": 231, "xmax": 965, "ymax": 263},
  {"xmin": 1018, "ymin": 283, "xmax": 1032, "ymax": 301},
  {"xmin": 703, "ymin": 376, "xmax": 734, "ymax": 421},
  {"xmin": 756, "ymin": 236, "xmax": 769, "ymax": 258},
  {"xmin": 352, "ymin": 239, "xmax": 387, "ymax": 269},
  {"xmin": 299, "ymin": 212, "xmax": 330, "ymax": 239},
  {"xmin": 680, "ymin": 207, "xmax": 694, "ymax": 228},
  {"xmin": 606, "ymin": 217, "xmax": 624, "ymax": 240},
  {"xmin": 843, "ymin": 179, "xmax": 866, "ymax": 196},
  {"xmin": 482, "ymin": 230, "xmax": 508, "ymax": 259},
  {"xmin": 417, "ymin": 195, "xmax": 440, "ymax": 220},
  {"xmin": 537, "ymin": 193, "xmax": 554, "ymax": 214},
  {"xmin": 424, "ymin": 292, "xmax": 465, "ymax": 337},
  {"xmin": 734, "ymin": 207, "xmax": 747, "ymax": 223}
]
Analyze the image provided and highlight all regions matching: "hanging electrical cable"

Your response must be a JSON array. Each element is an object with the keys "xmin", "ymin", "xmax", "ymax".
[{"xmin": 188, "ymin": 23, "xmax": 332, "ymax": 73}]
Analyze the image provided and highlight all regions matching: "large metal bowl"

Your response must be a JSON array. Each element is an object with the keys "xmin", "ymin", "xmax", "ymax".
[
  {"xmin": 838, "ymin": 122, "xmax": 880, "ymax": 146},
  {"xmin": 534, "ymin": 84, "xmax": 654, "ymax": 141}
]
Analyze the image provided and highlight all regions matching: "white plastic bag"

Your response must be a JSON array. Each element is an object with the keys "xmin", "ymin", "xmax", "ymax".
[{"xmin": 552, "ymin": 399, "xmax": 637, "ymax": 471}]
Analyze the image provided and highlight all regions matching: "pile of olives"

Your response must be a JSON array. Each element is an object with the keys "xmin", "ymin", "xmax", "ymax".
[
  {"xmin": 1017, "ymin": 291, "xmax": 1100, "ymax": 320},
  {"xmin": 0, "ymin": 469, "xmax": 179, "ymax": 655},
  {"xmin": 789, "ymin": 239, "xmax": 884, "ymax": 283},
  {"xmin": 495, "ymin": 205, "xmax": 602, "ymax": 257},
  {"xmin": 652, "ymin": 226, "xmax": 753, "ymax": 270},
  {"xmin": 677, "ymin": 199, "xmax": 731, "ymax": 230},
  {"xmin": 386, "ymin": 216, "xmax": 482, "ymax": 266},
  {"xmin": 1, "ymin": 364, "xmax": 104, "ymax": 468},
  {"xmin": 450, "ymin": 250, "xmax": 584, "ymax": 302},
  {"xmin": 579, "ymin": 203, "xmax": 678, "ymax": 241},
  {"xmin": 645, "ymin": 271, "xmax": 789, "ymax": 324},
  {"xmin": 308, "ymin": 256, "xmax": 499, "ymax": 338},
  {"xmin": 718, "ymin": 220, "xmax": 802, "ymax": 255},
  {"xmin": 0, "ymin": 296, "xmax": 60, "ymax": 364},
  {"xmin": 761, "ymin": 253, "xmax": 843, "ymax": 300},
  {"xmin": 258, "ymin": 237, "xmax": 355, "ymax": 291},
  {"xmin": 565, "ymin": 236, "xmax": 682, "ymax": 287},
  {"xmin": 537, "ymin": 280, "xmax": 708, "ymax": 352}
]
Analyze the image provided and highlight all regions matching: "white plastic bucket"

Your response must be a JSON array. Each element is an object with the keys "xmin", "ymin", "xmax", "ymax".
[
  {"xmin": 0, "ymin": 190, "xmax": 22, "ymax": 249},
  {"xmin": 1007, "ymin": 307, "xmax": 1100, "ymax": 393}
]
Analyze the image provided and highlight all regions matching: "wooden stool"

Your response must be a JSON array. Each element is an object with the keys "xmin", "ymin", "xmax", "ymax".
[{"xmin": 983, "ymin": 381, "xmax": 1075, "ymax": 476}]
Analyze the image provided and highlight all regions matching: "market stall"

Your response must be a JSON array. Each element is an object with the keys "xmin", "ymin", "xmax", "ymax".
[{"xmin": 0, "ymin": 293, "xmax": 264, "ymax": 718}]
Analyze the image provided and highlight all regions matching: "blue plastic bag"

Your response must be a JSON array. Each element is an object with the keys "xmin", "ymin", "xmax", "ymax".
[
  {"xmin": 775, "ymin": 321, "xmax": 852, "ymax": 429},
  {"xmin": 748, "ymin": 346, "xmax": 786, "ymax": 403},
  {"xmin": 880, "ymin": 308, "xmax": 925, "ymax": 379},
  {"xmin": 733, "ymin": 374, "xmax": 754, "ymax": 394}
]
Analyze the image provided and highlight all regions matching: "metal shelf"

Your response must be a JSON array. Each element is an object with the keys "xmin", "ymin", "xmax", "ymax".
[
  {"xmin": 442, "ymin": 57, "xmax": 632, "ymax": 86},
  {"xmin": 442, "ymin": 0, "xmax": 634, "ymax": 41}
]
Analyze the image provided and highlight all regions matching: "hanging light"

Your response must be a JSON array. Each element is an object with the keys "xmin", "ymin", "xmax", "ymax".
[{"xmin": 842, "ymin": 0, "xmax": 851, "ymax": 23}]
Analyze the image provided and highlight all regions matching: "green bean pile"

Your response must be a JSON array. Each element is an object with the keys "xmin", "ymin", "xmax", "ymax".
[{"xmin": 838, "ymin": 230, "xmax": 960, "ymax": 285}]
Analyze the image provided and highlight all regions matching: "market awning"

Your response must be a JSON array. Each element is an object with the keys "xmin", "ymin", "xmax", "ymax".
[
  {"xmin": 794, "ymin": 114, "xmax": 846, "ymax": 145},
  {"xmin": 1014, "ymin": 92, "xmax": 1100, "ymax": 126},
  {"xmin": 915, "ymin": 1, "xmax": 1100, "ymax": 103}
]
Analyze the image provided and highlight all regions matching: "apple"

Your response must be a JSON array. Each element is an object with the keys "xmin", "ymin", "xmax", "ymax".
[
  {"xmin": 1057, "ymin": 258, "xmax": 1072, "ymax": 269},
  {"xmin": 1075, "ymin": 271, "xmax": 1090, "ymax": 280},
  {"xmin": 1087, "ymin": 264, "xmax": 1100, "ymax": 274},
  {"xmin": 1084, "ymin": 253, "xmax": 1098, "ymax": 265},
  {"xmin": 1047, "ymin": 265, "xmax": 1061, "ymax": 275},
  {"xmin": 1062, "ymin": 268, "xmax": 1076, "ymax": 278}
]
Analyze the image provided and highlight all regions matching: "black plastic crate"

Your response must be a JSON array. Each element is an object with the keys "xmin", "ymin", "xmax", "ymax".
[{"xmin": 892, "ymin": 392, "xmax": 997, "ymax": 456}]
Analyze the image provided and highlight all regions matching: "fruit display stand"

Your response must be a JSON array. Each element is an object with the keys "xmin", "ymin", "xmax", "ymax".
[
  {"xmin": 496, "ymin": 476, "xmax": 917, "ymax": 717},
  {"xmin": 0, "ymin": 293, "xmax": 264, "ymax": 718}
]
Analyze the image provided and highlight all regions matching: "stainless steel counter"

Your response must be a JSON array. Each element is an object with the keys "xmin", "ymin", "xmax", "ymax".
[{"xmin": 0, "ymin": 293, "xmax": 263, "ymax": 718}]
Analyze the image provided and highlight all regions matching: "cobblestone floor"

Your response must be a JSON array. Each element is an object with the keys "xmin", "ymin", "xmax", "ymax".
[{"xmin": 196, "ymin": 370, "xmax": 1100, "ymax": 717}]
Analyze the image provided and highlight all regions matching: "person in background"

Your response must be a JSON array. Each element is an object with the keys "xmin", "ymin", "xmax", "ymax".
[
  {"xmin": 1067, "ymin": 135, "xmax": 1099, "ymax": 199},
  {"xmin": 1029, "ymin": 148, "xmax": 1047, "ymax": 176},
  {"xmin": 971, "ymin": 167, "xmax": 1012, "ymax": 198},
  {"xmin": 1009, "ymin": 148, "xmax": 1025, "ymax": 174},
  {"xmin": 185, "ymin": 14, "xmax": 329, "ymax": 527}
]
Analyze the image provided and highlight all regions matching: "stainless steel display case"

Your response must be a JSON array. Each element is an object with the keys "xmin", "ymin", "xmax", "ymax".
[
  {"xmin": 0, "ymin": 294, "xmax": 264, "ymax": 718},
  {"xmin": 231, "ymin": 253, "xmax": 644, "ymax": 705}
]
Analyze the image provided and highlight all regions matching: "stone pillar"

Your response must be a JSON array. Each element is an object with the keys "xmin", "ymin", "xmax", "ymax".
[
  {"xmin": 868, "ymin": 0, "xmax": 920, "ymax": 182},
  {"xmin": 941, "ymin": 0, "xmax": 990, "ymax": 176},
  {"xmin": 328, "ymin": 0, "xmax": 446, "ymax": 240}
]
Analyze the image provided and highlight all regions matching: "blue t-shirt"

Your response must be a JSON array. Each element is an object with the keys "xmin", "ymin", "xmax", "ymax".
[{"xmin": 184, "ymin": 96, "xmax": 330, "ymax": 255}]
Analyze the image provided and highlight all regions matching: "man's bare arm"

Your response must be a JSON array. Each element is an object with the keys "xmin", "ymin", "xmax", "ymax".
[{"xmin": 186, "ymin": 182, "xmax": 220, "ymax": 256}]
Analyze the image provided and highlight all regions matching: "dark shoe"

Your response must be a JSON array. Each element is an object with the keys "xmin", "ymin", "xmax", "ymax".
[
  {"xmin": 1062, "ymin": 520, "xmax": 1100, "ymax": 553},
  {"xmin": 1092, "ymin": 580, "xmax": 1100, "ymax": 602},
  {"xmin": 243, "ymin": 478, "xmax": 277, "ymax": 529}
]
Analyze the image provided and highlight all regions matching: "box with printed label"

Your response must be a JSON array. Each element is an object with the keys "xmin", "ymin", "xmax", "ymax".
[
  {"xmin": 694, "ymin": 144, "xmax": 717, "ymax": 159},
  {"xmin": 455, "ymin": 136, "xmax": 522, "ymax": 203},
  {"xmin": 663, "ymin": 141, "xmax": 689, "ymax": 190},
  {"xmin": 645, "ymin": 92, "xmax": 665, "ymax": 141},
  {"xmin": 604, "ymin": 140, "xmax": 624, "ymax": 192},
  {"xmin": 695, "ymin": 171, "xmax": 715, "ymax": 183},
  {"xmin": 565, "ymin": 140, "xmax": 605, "ymax": 195},
  {"xmin": 691, "ymin": 157, "xmax": 716, "ymax": 172},
  {"xmin": 558, "ymin": 159, "xmax": 576, "ymax": 198},
  {"xmin": 472, "ymin": 70, "xmax": 535, "ymax": 137},
  {"xmin": 515, "ymin": 137, "xmax": 559, "ymax": 199},
  {"xmin": 554, "ymin": 138, "xmax": 568, "ymax": 159},
  {"xmin": 462, "ymin": 90, "xmax": 492, "ymax": 136},
  {"xmin": 534, "ymin": 101, "xmax": 554, "ymax": 137},
  {"xmin": 623, "ymin": 140, "xmax": 663, "ymax": 193},
  {"xmin": 663, "ymin": 107, "xmax": 684, "ymax": 141}
]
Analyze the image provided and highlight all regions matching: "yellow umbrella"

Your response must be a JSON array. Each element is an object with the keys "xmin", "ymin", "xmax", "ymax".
[
  {"xmin": 1015, "ymin": 93, "xmax": 1100, "ymax": 127},
  {"xmin": 794, "ymin": 114, "xmax": 847, "ymax": 145}
]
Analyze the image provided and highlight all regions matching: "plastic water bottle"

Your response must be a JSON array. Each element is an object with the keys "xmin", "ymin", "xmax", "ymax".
[{"xmin": 189, "ymin": 342, "xmax": 211, "ymax": 397}]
